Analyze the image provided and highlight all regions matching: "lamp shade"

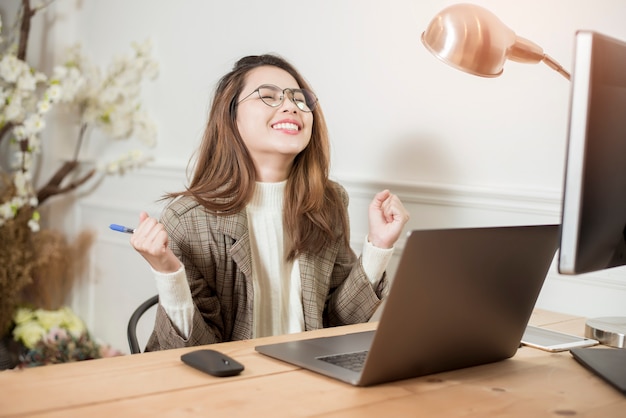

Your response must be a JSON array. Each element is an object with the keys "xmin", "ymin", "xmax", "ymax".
[{"xmin": 421, "ymin": 3, "xmax": 562, "ymax": 78}]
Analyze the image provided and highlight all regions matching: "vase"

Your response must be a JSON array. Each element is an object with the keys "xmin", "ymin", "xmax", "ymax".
[{"xmin": 0, "ymin": 334, "xmax": 21, "ymax": 370}]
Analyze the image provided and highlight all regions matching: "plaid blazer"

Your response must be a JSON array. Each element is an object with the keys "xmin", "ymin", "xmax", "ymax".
[{"xmin": 145, "ymin": 182, "xmax": 389, "ymax": 351}]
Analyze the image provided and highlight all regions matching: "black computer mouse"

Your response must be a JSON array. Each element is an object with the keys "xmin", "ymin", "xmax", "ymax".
[{"xmin": 181, "ymin": 349, "xmax": 245, "ymax": 377}]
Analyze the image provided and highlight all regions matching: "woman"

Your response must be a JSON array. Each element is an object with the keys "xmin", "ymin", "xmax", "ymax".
[{"xmin": 131, "ymin": 54, "xmax": 409, "ymax": 351}]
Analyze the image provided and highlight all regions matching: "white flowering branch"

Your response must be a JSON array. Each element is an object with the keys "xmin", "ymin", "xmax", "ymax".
[
  {"xmin": 0, "ymin": 0, "xmax": 159, "ymax": 230},
  {"xmin": 0, "ymin": 0, "xmax": 53, "ymax": 146}
]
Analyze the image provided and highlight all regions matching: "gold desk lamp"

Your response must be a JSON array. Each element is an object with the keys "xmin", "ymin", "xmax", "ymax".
[{"xmin": 421, "ymin": 3, "xmax": 570, "ymax": 80}]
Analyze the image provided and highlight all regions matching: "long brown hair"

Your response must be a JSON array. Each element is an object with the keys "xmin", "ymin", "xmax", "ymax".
[{"xmin": 167, "ymin": 54, "xmax": 349, "ymax": 260}]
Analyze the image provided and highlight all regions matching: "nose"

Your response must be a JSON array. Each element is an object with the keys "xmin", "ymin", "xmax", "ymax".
[{"xmin": 279, "ymin": 89, "xmax": 299, "ymax": 113}]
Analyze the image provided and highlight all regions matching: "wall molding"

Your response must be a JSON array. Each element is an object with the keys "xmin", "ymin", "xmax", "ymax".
[
  {"xmin": 336, "ymin": 175, "xmax": 562, "ymax": 216},
  {"xmin": 81, "ymin": 162, "xmax": 563, "ymax": 222}
]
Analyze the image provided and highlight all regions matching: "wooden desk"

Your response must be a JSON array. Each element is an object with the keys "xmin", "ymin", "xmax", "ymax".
[{"xmin": 0, "ymin": 310, "xmax": 624, "ymax": 417}]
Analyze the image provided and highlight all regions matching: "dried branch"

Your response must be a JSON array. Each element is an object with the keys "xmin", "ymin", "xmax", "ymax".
[
  {"xmin": 35, "ymin": 123, "xmax": 93, "ymax": 205},
  {"xmin": 36, "ymin": 162, "xmax": 96, "ymax": 205},
  {"xmin": 17, "ymin": 0, "xmax": 35, "ymax": 60}
]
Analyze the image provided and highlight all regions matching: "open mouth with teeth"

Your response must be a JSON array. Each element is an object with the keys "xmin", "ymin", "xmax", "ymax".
[{"xmin": 272, "ymin": 122, "xmax": 300, "ymax": 132}]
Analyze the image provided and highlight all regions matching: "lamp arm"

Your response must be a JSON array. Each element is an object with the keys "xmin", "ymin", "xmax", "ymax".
[
  {"xmin": 509, "ymin": 37, "xmax": 571, "ymax": 81},
  {"xmin": 543, "ymin": 54, "xmax": 571, "ymax": 80}
]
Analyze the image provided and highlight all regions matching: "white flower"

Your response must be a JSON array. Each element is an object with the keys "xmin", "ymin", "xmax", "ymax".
[
  {"xmin": 27, "ymin": 134, "xmax": 42, "ymax": 153},
  {"xmin": 27, "ymin": 218, "xmax": 40, "ymax": 232},
  {"xmin": 112, "ymin": 112, "xmax": 134, "ymax": 138},
  {"xmin": 11, "ymin": 171, "xmax": 36, "ymax": 201},
  {"xmin": 12, "ymin": 124, "xmax": 27, "ymax": 140},
  {"xmin": 4, "ymin": 99, "xmax": 23, "ymax": 122},
  {"xmin": 102, "ymin": 149, "xmax": 152, "ymax": 175},
  {"xmin": 52, "ymin": 64, "xmax": 68, "ymax": 78},
  {"xmin": 45, "ymin": 83, "xmax": 62, "ymax": 102},
  {"xmin": 36, "ymin": 99, "xmax": 51, "ymax": 113},
  {"xmin": 0, "ymin": 201, "xmax": 15, "ymax": 220},
  {"xmin": 23, "ymin": 113, "xmax": 45, "ymax": 135},
  {"xmin": 103, "ymin": 160, "xmax": 119, "ymax": 174},
  {"xmin": 0, "ymin": 54, "xmax": 23, "ymax": 83},
  {"xmin": 16, "ymin": 70, "xmax": 41, "ymax": 91},
  {"xmin": 100, "ymin": 84, "xmax": 123, "ymax": 103},
  {"xmin": 51, "ymin": 65, "xmax": 82, "ymax": 102}
]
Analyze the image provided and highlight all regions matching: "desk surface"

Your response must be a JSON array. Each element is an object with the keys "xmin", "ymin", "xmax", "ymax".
[{"xmin": 0, "ymin": 310, "xmax": 624, "ymax": 417}]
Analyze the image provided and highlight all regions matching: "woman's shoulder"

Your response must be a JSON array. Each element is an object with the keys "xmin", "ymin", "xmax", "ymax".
[
  {"xmin": 163, "ymin": 195, "xmax": 246, "ymax": 220},
  {"xmin": 328, "ymin": 180, "xmax": 349, "ymax": 206},
  {"xmin": 162, "ymin": 196, "xmax": 226, "ymax": 224},
  {"xmin": 164, "ymin": 195, "xmax": 203, "ymax": 216},
  {"xmin": 162, "ymin": 195, "xmax": 247, "ymax": 240}
]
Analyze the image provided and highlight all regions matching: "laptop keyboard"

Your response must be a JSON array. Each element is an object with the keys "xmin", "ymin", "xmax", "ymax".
[{"xmin": 317, "ymin": 350, "xmax": 368, "ymax": 373}]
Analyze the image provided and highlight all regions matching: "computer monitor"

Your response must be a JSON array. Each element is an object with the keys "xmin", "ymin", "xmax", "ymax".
[
  {"xmin": 557, "ymin": 30, "xmax": 626, "ymax": 394},
  {"xmin": 558, "ymin": 30, "xmax": 626, "ymax": 275}
]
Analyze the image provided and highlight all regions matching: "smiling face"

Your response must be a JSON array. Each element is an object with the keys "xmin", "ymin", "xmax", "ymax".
[{"xmin": 236, "ymin": 65, "xmax": 314, "ymax": 182}]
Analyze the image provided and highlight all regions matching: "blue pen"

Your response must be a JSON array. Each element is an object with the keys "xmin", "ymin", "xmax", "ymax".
[{"xmin": 109, "ymin": 224, "xmax": 135, "ymax": 234}]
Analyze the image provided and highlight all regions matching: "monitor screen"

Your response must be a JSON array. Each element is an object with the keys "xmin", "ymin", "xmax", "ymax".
[{"xmin": 559, "ymin": 31, "xmax": 626, "ymax": 275}]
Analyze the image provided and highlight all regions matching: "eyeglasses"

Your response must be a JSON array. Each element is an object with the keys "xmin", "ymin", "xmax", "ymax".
[{"xmin": 238, "ymin": 84, "xmax": 318, "ymax": 112}]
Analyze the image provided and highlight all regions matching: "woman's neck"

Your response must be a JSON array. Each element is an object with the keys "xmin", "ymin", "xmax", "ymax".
[{"xmin": 253, "ymin": 155, "xmax": 294, "ymax": 182}]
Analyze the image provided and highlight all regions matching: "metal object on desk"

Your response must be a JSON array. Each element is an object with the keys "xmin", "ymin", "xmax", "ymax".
[{"xmin": 585, "ymin": 317, "xmax": 626, "ymax": 348}]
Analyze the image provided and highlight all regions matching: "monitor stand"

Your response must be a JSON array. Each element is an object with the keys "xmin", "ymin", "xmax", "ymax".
[
  {"xmin": 570, "ymin": 317, "xmax": 626, "ymax": 395},
  {"xmin": 570, "ymin": 346, "xmax": 626, "ymax": 394},
  {"xmin": 585, "ymin": 317, "xmax": 626, "ymax": 348}
]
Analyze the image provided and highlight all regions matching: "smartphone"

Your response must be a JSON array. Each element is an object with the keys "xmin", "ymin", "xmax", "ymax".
[{"xmin": 521, "ymin": 325, "xmax": 599, "ymax": 352}]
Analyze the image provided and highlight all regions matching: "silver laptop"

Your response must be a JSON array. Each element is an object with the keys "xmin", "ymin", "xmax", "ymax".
[{"xmin": 255, "ymin": 224, "xmax": 559, "ymax": 386}]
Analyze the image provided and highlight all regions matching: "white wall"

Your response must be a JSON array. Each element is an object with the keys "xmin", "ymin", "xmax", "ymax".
[
  {"xmin": 49, "ymin": 0, "xmax": 626, "ymax": 191},
  {"xmin": 5, "ymin": 0, "xmax": 626, "ymax": 352}
]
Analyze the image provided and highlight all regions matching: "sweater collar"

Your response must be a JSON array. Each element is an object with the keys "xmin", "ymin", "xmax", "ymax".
[{"xmin": 247, "ymin": 181, "xmax": 286, "ymax": 211}]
